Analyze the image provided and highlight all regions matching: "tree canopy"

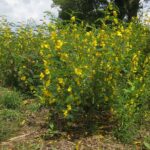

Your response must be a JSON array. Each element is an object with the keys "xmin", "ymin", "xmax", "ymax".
[
  {"xmin": 115, "ymin": 0, "xmax": 141, "ymax": 20},
  {"xmin": 52, "ymin": 0, "xmax": 144, "ymax": 22},
  {"xmin": 53, "ymin": 0, "xmax": 108, "ymax": 23}
]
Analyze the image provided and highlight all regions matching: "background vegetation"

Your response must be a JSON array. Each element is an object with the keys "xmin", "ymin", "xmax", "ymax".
[{"xmin": 52, "ymin": 0, "xmax": 147, "ymax": 22}]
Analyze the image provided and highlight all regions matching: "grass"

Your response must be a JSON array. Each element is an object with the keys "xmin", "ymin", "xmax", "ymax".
[
  {"xmin": 0, "ymin": 109, "xmax": 22, "ymax": 141},
  {"xmin": 0, "ymin": 88, "xmax": 23, "ymax": 141},
  {"xmin": 0, "ymin": 88, "xmax": 22, "ymax": 110}
]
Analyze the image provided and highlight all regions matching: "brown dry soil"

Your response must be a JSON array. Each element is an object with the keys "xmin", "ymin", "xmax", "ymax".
[{"xmin": 0, "ymin": 98, "xmax": 149, "ymax": 150}]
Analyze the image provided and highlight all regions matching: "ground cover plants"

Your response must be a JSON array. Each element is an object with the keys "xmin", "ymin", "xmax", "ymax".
[
  {"xmin": 0, "ymin": 88, "xmax": 23, "ymax": 141},
  {"xmin": 0, "ymin": 9, "xmax": 150, "ymax": 146}
]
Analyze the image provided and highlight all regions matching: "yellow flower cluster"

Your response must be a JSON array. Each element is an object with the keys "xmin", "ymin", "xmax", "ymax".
[
  {"xmin": 74, "ymin": 68, "xmax": 82, "ymax": 76},
  {"xmin": 63, "ymin": 104, "xmax": 72, "ymax": 117},
  {"xmin": 55, "ymin": 40, "xmax": 63, "ymax": 50}
]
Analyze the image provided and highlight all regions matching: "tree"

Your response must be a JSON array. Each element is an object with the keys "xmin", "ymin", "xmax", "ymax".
[
  {"xmin": 114, "ymin": 0, "xmax": 141, "ymax": 21},
  {"xmin": 52, "ymin": 0, "xmax": 144, "ymax": 22},
  {"xmin": 53, "ymin": 0, "xmax": 108, "ymax": 23}
]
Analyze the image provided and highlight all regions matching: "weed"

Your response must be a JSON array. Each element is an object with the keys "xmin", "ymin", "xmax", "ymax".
[{"xmin": 0, "ymin": 90, "xmax": 22, "ymax": 109}]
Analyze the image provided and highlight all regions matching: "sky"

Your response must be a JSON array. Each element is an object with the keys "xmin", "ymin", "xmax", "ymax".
[
  {"xmin": 0, "ymin": 0, "xmax": 149, "ymax": 23},
  {"xmin": 0, "ymin": 0, "xmax": 59, "ymax": 23}
]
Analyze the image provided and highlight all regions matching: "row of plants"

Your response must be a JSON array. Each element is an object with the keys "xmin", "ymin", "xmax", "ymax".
[{"xmin": 0, "ymin": 14, "xmax": 150, "ymax": 143}]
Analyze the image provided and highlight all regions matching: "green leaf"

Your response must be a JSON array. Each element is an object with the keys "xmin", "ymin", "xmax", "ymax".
[{"xmin": 144, "ymin": 141, "xmax": 150, "ymax": 150}]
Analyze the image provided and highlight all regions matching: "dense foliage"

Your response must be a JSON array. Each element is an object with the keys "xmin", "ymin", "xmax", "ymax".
[
  {"xmin": 52, "ymin": 0, "xmax": 144, "ymax": 22},
  {"xmin": 0, "ymin": 14, "xmax": 150, "ymax": 143}
]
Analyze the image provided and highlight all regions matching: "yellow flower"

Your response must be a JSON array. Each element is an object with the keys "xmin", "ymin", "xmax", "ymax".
[
  {"xmin": 92, "ymin": 40, "xmax": 97, "ymax": 47},
  {"xmin": 113, "ymin": 11, "xmax": 117, "ymax": 17},
  {"xmin": 71, "ymin": 16, "xmax": 76, "ymax": 22},
  {"xmin": 40, "ymin": 72, "xmax": 45, "ymax": 80},
  {"xmin": 45, "ymin": 68, "xmax": 50, "ymax": 75},
  {"xmin": 43, "ymin": 89, "xmax": 51, "ymax": 97},
  {"xmin": 63, "ymin": 105, "xmax": 72, "ymax": 117},
  {"xmin": 58, "ymin": 78, "xmax": 64, "ymax": 85},
  {"xmin": 63, "ymin": 110, "xmax": 68, "ymax": 117},
  {"xmin": 45, "ymin": 80, "xmax": 51, "ymax": 87},
  {"xmin": 55, "ymin": 40, "xmax": 63, "ymax": 50},
  {"xmin": 41, "ymin": 43, "xmax": 49, "ymax": 49},
  {"xmin": 100, "ymin": 41, "xmax": 105, "ymax": 48},
  {"xmin": 67, "ymin": 86, "xmax": 72, "ymax": 92},
  {"xmin": 86, "ymin": 31, "xmax": 92, "ymax": 37},
  {"xmin": 60, "ymin": 53, "xmax": 68, "ymax": 61},
  {"xmin": 75, "ymin": 68, "xmax": 82, "ymax": 76},
  {"xmin": 45, "ymin": 44, "xmax": 49, "ymax": 49},
  {"xmin": 132, "ymin": 54, "xmax": 138, "ymax": 61},
  {"xmin": 116, "ymin": 31, "xmax": 122, "ymax": 37},
  {"xmin": 67, "ymin": 104, "xmax": 72, "ymax": 111},
  {"xmin": 21, "ymin": 76, "xmax": 26, "ymax": 81},
  {"xmin": 114, "ymin": 18, "xmax": 118, "ymax": 24},
  {"xmin": 43, "ymin": 60, "xmax": 48, "ymax": 66},
  {"xmin": 51, "ymin": 31, "xmax": 57, "ymax": 40}
]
